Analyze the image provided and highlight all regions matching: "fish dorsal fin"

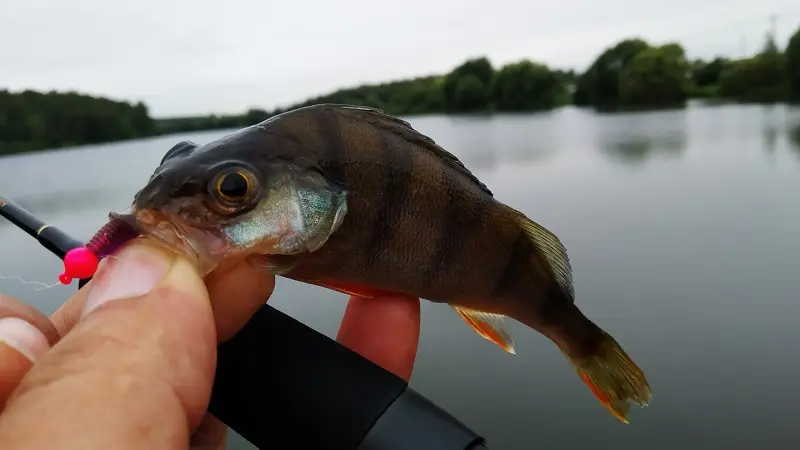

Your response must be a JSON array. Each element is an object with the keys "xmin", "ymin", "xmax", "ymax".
[
  {"xmin": 505, "ymin": 205, "xmax": 575, "ymax": 300},
  {"xmin": 325, "ymin": 104, "xmax": 494, "ymax": 197}
]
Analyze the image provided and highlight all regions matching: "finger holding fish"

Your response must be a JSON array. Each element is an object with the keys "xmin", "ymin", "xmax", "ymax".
[
  {"xmin": 50, "ymin": 246, "xmax": 274, "ymax": 343},
  {"xmin": 337, "ymin": 294, "xmax": 420, "ymax": 382}
]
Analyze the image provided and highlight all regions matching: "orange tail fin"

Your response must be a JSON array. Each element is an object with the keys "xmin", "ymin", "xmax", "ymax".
[{"xmin": 568, "ymin": 329, "xmax": 651, "ymax": 423}]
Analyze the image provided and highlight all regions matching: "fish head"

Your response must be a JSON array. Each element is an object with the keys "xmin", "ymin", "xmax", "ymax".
[{"xmin": 115, "ymin": 131, "xmax": 348, "ymax": 275}]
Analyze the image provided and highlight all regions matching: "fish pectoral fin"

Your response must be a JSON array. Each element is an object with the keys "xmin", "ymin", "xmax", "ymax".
[
  {"xmin": 310, "ymin": 280, "xmax": 397, "ymax": 299},
  {"xmin": 451, "ymin": 306, "xmax": 516, "ymax": 354}
]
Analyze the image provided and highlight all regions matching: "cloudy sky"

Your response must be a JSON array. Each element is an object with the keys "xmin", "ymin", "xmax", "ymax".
[{"xmin": 2, "ymin": 0, "xmax": 799, "ymax": 117}]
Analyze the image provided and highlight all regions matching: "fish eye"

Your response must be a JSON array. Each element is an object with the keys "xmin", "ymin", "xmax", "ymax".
[{"xmin": 213, "ymin": 170, "xmax": 255, "ymax": 204}]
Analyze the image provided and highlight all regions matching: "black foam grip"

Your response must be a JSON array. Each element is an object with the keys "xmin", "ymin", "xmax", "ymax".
[
  {"xmin": 209, "ymin": 304, "xmax": 408, "ymax": 450},
  {"xmin": 76, "ymin": 284, "xmax": 408, "ymax": 450},
  {"xmin": 358, "ymin": 387, "xmax": 486, "ymax": 450},
  {"xmin": 74, "ymin": 280, "xmax": 485, "ymax": 450}
]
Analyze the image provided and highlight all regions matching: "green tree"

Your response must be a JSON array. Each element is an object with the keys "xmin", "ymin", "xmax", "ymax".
[
  {"xmin": 280, "ymin": 75, "xmax": 445, "ymax": 116},
  {"xmin": 244, "ymin": 108, "xmax": 270, "ymax": 125},
  {"xmin": 617, "ymin": 43, "xmax": 691, "ymax": 108},
  {"xmin": 451, "ymin": 74, "xmax": 491, "ymax": 112},
  {"xmin": 689, "ymin": 57, "xmax": 732, "ymax": 98},
  {"xmin": 718, "ymin": 52, "xmax": 788, "ymax": 103},
  {"xmin": 553, "ymin": 69, "xmax": 578, "ymax": 87},
  {"xmin": 573, "ymin": 38, "xmax": 650, "ymax": 109},
  {"xmin": 389, "ymin": 77, "xmax": 446, "ymax": 115},
  {"xmin": 443, "ymin": 57, "xmax": 494, "ymax": 111},
  {"xmin": 715, "ymin": 28, "xmax": 790, "ymax": 104},
  {"xmin": 762, "ymin": 31, "xmax": 781, "ymax": 55},
  {"xmin": 493, "ymin": 60, "xmax": 568, "ymax": 111},
  {"xmin": 787, "ymin": 26, "xmax": 800, "ymax": 101},
  {"xmin": 0, "ymin": 90, "xmax": 159, "ymax": 155}
]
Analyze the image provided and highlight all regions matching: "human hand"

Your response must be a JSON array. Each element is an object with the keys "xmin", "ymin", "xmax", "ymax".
[{"xmin": 0, "ymin": 239, "xmax": 420, "ymax": 449}]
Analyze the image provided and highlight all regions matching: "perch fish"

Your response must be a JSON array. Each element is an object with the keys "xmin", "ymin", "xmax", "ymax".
[{"xmin": 110, "ymin": 104, "xmax": 652, "ymax": 423}]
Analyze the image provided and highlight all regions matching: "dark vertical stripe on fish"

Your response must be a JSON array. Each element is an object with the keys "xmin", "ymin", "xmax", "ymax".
[
  {"xmin": 537, "ymin": 282, "xmax": 574, "ymax": 324},
  {"xmin": 363, "ymin": 131, "xmax": 414, "ymax": 265},
  {"xmin": 491, "ymin": 228, "xmax": 535, "ymax": 298},
  {"xmin": 316, "ymin": 109, "xmax": 348, "ymax": 184},
  {"xmin": 423, "ymin": 168, "xmax": 486, "ymax": 287}
]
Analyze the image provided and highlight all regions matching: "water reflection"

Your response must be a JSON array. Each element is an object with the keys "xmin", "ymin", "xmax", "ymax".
[
  {"xmin": 763, "ymin": 126, "xmax": 779, "ymax": 155},
  {"xmin": 593, "ymin": 109, "xmax": 688, "ymax": 165},
  {"xmin": 444, "ymin": 116, "xmax": 500, "ymax": 170},
  {"xmin": 495, "ymin": 113, "xmax": 562, "ymax": 165},
  {"xmin": 601, "ymin": 135, "xmax": 667, "ymax": 163},
  {"xmin": 789, "ymin": 123, "xmax": 800, "ymax": 157},
  {"xmin": 408, "ymin": 113, "xmax": 564, "ymax": 172},
  {"xmin": 596, "ymin": 125, "xmax": 687, "ymax": 165}
]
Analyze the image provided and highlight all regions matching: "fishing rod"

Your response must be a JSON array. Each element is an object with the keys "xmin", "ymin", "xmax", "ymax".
[{"xmin": 0, "ymin": 196, "xmax": 489, "ymax": 450}]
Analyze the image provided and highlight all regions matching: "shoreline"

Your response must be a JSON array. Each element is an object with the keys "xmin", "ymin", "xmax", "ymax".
[
  {"xmin": 3, "ymin": 101, "xmax": 798, "ymax": 159},
  {"xmin": 3, "ymin": 30, "xmax": 799, "ymax": 157}
]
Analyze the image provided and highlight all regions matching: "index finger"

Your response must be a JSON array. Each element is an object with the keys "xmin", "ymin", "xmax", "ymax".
[{"xmin": 336, "ymin": 295, "xmax": 421, "ymax": 381}]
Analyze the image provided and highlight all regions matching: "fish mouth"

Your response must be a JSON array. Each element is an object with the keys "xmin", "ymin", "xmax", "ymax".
[{"xmin": 109, "ymin": 209, "xmax": 228, "ymax": 275}]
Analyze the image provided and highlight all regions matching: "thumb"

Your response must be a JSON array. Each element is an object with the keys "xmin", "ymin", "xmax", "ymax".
[{"xmin": 0, "ymin": 240, "xmax": 218, "ymax": 450}]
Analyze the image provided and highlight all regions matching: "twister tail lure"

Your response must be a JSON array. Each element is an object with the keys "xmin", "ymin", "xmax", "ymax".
[{"xmin": 58, "ymin": 218, "xmax": 138, "ymax": 285}]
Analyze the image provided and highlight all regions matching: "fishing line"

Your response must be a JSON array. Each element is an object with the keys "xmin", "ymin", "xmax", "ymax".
[
  {"xmin": 0, "ymin": 254, "xmax": 124, "ymax": 294},
  {"xmin": 0, "ymin": 273, "xmax": 63, "ymax": 292}
]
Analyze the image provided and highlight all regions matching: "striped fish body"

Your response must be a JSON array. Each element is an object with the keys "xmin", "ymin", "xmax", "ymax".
[{"xmin": 263, "ymin": 106, "xmax": 563, "ymax": 318}]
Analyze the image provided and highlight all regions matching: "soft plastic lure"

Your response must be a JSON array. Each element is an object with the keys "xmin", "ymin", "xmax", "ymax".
[{"xmin": 58, "ymin": 218, "xmax": 138, "ymax": 284}]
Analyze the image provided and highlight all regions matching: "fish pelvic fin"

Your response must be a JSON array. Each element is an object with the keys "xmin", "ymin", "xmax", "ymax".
[
  {"xmin": 245, "ymin": 255, "xmax": 396, "ymax": 299},
  {"xmin": 451, "ymin": 305, "xmax": 516, "ymax": 354},
  {"xmin": 569, "ymin": 329, "xmax": 652, "ymax": 424},
  {"xmin": 307, "ymin": 279, "xmax": 397, "ymax": 299}
]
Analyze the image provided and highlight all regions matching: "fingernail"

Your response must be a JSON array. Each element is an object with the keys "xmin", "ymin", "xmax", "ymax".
[
  {"xmin": 0, "ymin": 317, "xmax": 50, "ymax": 362},
  {"xmin": 81, "ymin": 243, "xmax": 172, "ymax": 319}
]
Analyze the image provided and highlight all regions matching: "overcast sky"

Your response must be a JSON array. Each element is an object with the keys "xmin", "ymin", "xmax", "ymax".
[{"xmin": 2, "ymin": 0, "xmax": 799, "ymax": 117}]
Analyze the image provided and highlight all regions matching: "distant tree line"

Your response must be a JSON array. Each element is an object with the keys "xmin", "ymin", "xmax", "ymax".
[
  {"xmin": 0, "ymin": 90, "xmax": 154, "ymax": 155},
  {"xmin": 2, "ymin": 25, "xmax": 800, "ymax": 155}
]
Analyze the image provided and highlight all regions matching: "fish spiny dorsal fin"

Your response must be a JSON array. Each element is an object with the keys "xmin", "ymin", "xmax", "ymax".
[
  {"xmin": 504, "ymin": 205, "xmax": 575, "ymax": 300},
  {"xmin": 324, "ymin": 104, "xmax": 494, "ymax": 197}
]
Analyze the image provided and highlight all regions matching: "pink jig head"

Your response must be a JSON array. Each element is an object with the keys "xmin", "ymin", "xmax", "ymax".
[
  {"xmin": 58, "ymin": 247, "xmax": 99, "ymax": 284},
  {"xmin": 58, "ymin": 218, "xmax": 139, "ymax": 285}
]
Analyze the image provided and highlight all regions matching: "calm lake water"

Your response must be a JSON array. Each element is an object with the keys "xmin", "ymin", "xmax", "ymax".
[{"xmin": 1, "ymin": 103, "xmax": 799, "ymax": 449}]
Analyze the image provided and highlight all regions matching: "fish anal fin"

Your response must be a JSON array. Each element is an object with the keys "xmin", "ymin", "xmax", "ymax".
[
  {"xmin": 451, "ymin": 305, "xmax": 516, "ymax": 354},
  {"xmin": 503, "ymin": 205, "xmax": 575, "ymax": 300}
]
